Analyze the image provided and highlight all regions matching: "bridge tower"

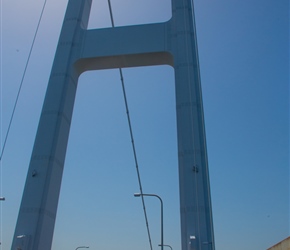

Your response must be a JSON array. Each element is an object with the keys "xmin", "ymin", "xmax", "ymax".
[{"xmin": 11, "ymin": 0, "xmax": 215, "ymax": 249}]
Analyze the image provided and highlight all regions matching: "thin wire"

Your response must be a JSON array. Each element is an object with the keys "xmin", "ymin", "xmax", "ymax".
[
  {"xmin": 0, "ymin": 0, "xmax": 3, "ymax": 245},
  {"xmin": 107, "ymin": 1, "xmax": 153, "ymax": 250},
  {"xmin": 0, "ymin": 0, "xmax": 48, "ymax": 162},
  {"xmin": 118, "ymin": 69, "xmax": 154, "ymax": 250}
]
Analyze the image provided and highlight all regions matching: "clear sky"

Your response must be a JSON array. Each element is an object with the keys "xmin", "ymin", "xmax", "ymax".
[{"xmin": 0, "ymin": 0, "xmax": 289, "ymax": 250}]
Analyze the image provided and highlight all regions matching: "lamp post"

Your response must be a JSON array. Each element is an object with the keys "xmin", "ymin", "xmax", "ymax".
[
  {"xmin": 134, "ymin": 193, "xmax": 164, "ymax": 250},
  {"xmin": 0, "ymin": 197, "xmax": 5, "ymax": 201},
  {"xmin": 75, "ymin": 246, "xmax": 89, "ymax": 250},
  {"xmin": 159, "ymin": 244, "xmax": 173, "ymax": 250}
]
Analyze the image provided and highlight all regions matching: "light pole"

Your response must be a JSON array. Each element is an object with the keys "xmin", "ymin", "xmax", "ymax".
[
  {"xmin": 75, "ymin": 246, "xmax": 89, "ymax": 250},
  {"xmin": 159, "ymin": 244, "xmax": 173, "ymax": 250},
  {"xmin": 134, "ymin": 193, "xmax": 164, "ymax": 250}
]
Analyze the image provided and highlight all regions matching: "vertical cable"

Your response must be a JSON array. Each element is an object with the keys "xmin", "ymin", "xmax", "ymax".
[
  {"xmin": 0, "ymin": 0, "xmax": 48, "ymax": 244},
  {"xmin": 0, "ymin": 0, "xmax": 48, "ymax": 162},
  {"xmin": 119, "ymin": 68, "xmax": 153, "ymax": 250},
  {"xmin": 0, "ymin": 0, "xmax": 47, "ymax": 243},
  {"xmin": 107, "ymin": 1, "xmax": 153, "ymax": 250},
  {"xmin": 0, "ymin": 0, "xmax": 3, "ymax": 246}
]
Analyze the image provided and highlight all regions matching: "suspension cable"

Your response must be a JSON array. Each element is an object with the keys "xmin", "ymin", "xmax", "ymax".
[
  {"xmin": 107, "ymin": 1, "xmax": 153, "ymax": 250},
  {"xmin": 0, "ymin": 0, "xmax": 48, "ymax": 162},
  {"xmin": 0, "ymin": 0, "xmax": 3, "ymax": 244}
]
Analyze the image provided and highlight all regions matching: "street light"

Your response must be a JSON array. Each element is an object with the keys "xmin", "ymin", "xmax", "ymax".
[
  {"xmin": 159, "ymin": 244, "xmax": 173, "ymax": 250},
  {"xmin": 134, "ymin": 193, "xmax": 164, "ymax": 250},
  {"xmin": 75, "ymin": 246, "xmax": 89, "ymax": 250},
  {"xmin": 0, "ymin": 197, "xmax": 5, "ymax": 201}
]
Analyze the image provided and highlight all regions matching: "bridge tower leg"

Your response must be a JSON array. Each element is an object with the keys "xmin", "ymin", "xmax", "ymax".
[{"xmin": 11, "ymin": 0, "xmax": 215, "ymax": 249}]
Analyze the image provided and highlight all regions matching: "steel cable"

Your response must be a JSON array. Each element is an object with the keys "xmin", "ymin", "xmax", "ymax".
[
  {"xmin": 107, "ymin": 1, "xmax": 153, "ymax": 250},
  {"xmin": 0, "ymin": 0, "xmax": 48, "ymax": 162}
]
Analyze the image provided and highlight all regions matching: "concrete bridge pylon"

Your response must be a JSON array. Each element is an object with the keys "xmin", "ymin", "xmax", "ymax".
[{"xmin": 11, "ymin": 1, "xmax": 215, "ymax": 249}]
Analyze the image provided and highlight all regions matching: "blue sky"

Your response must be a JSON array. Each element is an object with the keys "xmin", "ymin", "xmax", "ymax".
[{"xmin": 0, "ymin": 0, "xmax": 289, "ymax": 250}]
